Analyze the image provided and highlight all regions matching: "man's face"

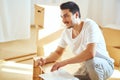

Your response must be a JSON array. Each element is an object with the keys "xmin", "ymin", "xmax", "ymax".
[{"xmin": 61, "ymin": 9, "xmax": 76, "ymax": 29}]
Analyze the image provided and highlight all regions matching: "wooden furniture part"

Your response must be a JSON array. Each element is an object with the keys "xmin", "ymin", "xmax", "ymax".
[
  {"xmin": 34, "ymin": 4, "xmax": 44, "ymax": 28},
  {"xmin": 102, "ymin": 28, "xmax": 120, "ymax": 67},
  {"xmin": 33, "ymin": 59, "xmax": 44, "ymax": 80},
  {"xmin": 37, "ymin": 29, "xmax": 63, "ymax": 56},
  {"xmin": 33, "ymin": 4, "xmax": 45, "ymax": 80},
  {"xmin": 33, "ymin": 28, "xmax": 63, "ymax": 80},
  {"xmin": 34, "ymin": 4, "xmax": 45, "ymax": 56},
  {"xmin": 34, "ymin": 4, "xmax": 64, "ymax": 80},
  {"xmin": 102, "ymin": 28, "xmax": 120, "ymax": 46}
]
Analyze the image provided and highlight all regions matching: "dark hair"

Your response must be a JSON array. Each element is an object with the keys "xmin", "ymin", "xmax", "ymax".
[{"xmin": 60, "ymin": 1, "xmax": 81, "ymax": 18}]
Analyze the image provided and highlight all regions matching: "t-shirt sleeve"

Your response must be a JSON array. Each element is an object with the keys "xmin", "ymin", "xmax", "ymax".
[
  {"xmin": 87, "ymin": 22, "xmax": 101, "ymax": 44},
  {"xmin": 58, "ymin": 31, "xmax": 67, "ymax": 48}
]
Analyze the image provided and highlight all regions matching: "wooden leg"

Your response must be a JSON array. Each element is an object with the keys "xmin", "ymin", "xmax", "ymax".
[
  {"xmin": 37, "ymin": 46, "xmax": 44, "ymax": 56},
  {"xmin": 33, "ymin": 59, "xmax": 44, "ymax": 80}
]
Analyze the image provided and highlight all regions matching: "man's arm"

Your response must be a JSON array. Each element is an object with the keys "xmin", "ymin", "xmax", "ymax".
[
  {"xmin": 63, "ymin": 43, "xmax": 96, "ymax": 63},
  {"xmin": 51, "ymin": 43, "xmax": 96, "ymax": 71},
  {"xmin": 35, "ymin": 46, "xmax": 65, "ymax": 66},
  {"xmin": 45, "ymin": 46, "xmax": 65, "ymax": 64}
]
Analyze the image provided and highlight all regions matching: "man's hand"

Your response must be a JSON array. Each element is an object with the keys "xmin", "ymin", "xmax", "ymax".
[
  {"xmin": 34, "ymin": 57, "xmax": 46, "ymax": 66},
  {"xmin": 51, "ymin": 61, "xmax": 67, "ymax": 72}
]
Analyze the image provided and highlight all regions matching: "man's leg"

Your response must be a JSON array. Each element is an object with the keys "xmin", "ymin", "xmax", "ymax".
[
  {"xmin": 74, "ymin": 63, "xmax": 91, "ymax": 80},
  {"xmin": 85, "ymin": 57, "xmax": 114, "ymax": 80}
]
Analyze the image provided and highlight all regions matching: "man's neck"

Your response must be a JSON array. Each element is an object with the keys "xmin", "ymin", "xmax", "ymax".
[
  {"xmin": 73, "ymin": 21, "xmax": 84, "ymax": 33},
  {"xmin": 72, "ymin": 21, "xmax": 84, "ymax": 38}
]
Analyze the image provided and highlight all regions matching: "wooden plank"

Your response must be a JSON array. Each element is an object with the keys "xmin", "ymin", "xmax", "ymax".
[
  {"xmin": 4, "ymin": 53, "xmax": 36, "ymax": 61},
  {"xmin": 34, "ymin": 4, "xmax": 44, "ymax": 28},
  {"xmin": 38, "ymin": 29, "xmax": 63, "ymax": 45}
]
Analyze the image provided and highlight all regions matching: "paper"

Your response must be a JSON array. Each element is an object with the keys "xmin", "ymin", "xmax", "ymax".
[{"xmin": 39, "ymin": 69, "xmax": 79, "ymax": 80}]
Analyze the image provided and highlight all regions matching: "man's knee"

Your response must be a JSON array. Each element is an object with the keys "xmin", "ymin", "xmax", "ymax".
[{"xmin": 85, "ymin": 57, "xmax": 113, "ymax": 80}]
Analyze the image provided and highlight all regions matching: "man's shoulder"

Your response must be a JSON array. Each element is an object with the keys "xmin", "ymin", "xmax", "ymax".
[
  {"xmin": 83, "ymin": 18, "xmax": 96, "ymax": 24},
  {"xmin": 83, "ymin": 18, "xmax": 98, "ymax": 28}
]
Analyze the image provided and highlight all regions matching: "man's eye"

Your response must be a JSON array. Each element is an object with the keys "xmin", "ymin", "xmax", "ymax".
[{"xmin": 61, "ymin": 15, "xmax": 69, "ymax": 18}]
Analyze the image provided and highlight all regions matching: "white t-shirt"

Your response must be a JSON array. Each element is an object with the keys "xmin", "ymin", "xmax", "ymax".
[{"xmin": 58, "ymin": 18, "xmax": 114, "ymax": 62}]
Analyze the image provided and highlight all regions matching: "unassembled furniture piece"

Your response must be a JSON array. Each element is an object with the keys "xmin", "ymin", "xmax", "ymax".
[
  {"xmin": 34, "ymin": 4, "xmax": 45, "ymax": 56},
  {"xmin": 102, "ymin": 28, "xmax": 120, "ymax": 67},
  {"xmin": 33, "ymin": 4, "xmax": 63, "ymax": 80},
  {"xmin": 33, "ymin": 4, "xmax": 45, "ymax": 80}
]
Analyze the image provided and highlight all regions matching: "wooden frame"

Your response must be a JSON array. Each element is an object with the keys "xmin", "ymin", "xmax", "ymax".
[{"xmin": 34, "ymin": 4, "xmax": 64, "ymax": 80}]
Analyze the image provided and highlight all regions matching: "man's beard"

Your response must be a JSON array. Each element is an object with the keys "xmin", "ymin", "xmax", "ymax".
[
  {"xmin": 63, "ymin": 21, "xmax": 74, "ymax": 29},
  {"xmin": 67, "ymin": 25, "xmax": 74, "ymax": 29}
]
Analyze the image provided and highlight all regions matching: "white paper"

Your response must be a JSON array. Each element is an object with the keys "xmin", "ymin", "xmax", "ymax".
[{"xmin": 39, "ymin": 69, "xmax": 79, "ymax": 80}]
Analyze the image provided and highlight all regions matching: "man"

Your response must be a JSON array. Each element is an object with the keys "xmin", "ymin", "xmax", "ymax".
[{"xmin": 36, "ymin": 1, "xmax": 114, "ymax": 80}]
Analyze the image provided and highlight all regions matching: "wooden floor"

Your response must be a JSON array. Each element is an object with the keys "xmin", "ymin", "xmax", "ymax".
[
  {"xmin": 0, "ymin": 27, "xmax": 120, "ymax": 80},
  {"xmin": 0, "ymin": 26, "xmax": 36, "ymax": 80},
  {"xmin": 0, "ymin": 26, "xmax": 37, "ymax": 60}
]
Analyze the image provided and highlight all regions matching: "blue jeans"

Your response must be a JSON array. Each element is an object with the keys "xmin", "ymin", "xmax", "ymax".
[{"xmin": 74, "ymin": 57, "xmax": 114, "ymax": 80}]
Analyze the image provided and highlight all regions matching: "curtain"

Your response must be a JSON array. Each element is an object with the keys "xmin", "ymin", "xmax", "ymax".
[
  {"xmin": 0, "ymin": 0, "xmax": 31, "ymax": 42},
  {"xmin": 87, "ymin": 0, "xmax": 120, "ymax": 27}
]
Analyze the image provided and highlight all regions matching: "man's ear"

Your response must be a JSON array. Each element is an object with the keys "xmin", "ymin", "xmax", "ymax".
[{"xmin": 75, "ymin": 11, "xmax": 79, "ymax": 18}]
